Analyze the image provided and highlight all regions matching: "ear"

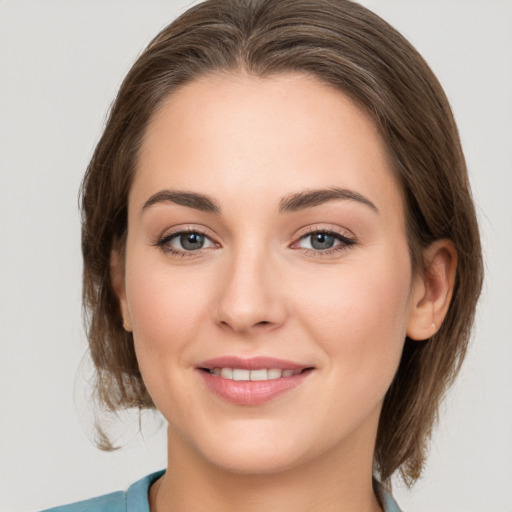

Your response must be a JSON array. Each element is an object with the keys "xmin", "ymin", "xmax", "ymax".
[
  {"xmin": 110, "ymin": 247, "xmax": 132, "ymax": 332},
  {"xmin": 406, "ymin": 240, "xmax": 457, "ymax": 341}
]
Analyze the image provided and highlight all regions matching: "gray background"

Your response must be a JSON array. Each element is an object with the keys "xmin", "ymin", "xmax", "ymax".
[{"xmin": 1, "ymin": 1, "xmax": 511, "ymax": 511}]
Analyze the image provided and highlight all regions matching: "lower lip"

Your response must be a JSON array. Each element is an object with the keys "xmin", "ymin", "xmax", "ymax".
[{"xmin": 198, "ymin": 370, "xmax": 312, "ymax": 405}]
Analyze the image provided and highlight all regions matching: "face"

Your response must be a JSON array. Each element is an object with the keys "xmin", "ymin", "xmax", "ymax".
[{"xmin": 116, "ymin": 72, "xmax": 423, "ymax": 475}]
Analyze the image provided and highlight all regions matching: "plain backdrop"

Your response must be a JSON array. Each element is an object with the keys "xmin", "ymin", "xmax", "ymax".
[{"xmin": 1, "ymin": 1, "xmax": 511, "ymax": 511}]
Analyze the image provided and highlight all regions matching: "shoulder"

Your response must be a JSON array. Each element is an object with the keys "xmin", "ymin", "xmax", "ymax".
[
  {"xmin": 40, "ymin": 470, "xmax": 165, "ymax": 512},
  {"xmin": 373, "ymin": 478, "xmax": 404, "ymax": 512},
  {"xmin": 40, "ymin": 490, "xmax": 126, "ymax": 512}
]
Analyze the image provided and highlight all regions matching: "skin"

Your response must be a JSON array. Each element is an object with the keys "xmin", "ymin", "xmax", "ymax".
[{"xmin": 112, "ymin": 72, "xmax": 456, "ymax": 512}]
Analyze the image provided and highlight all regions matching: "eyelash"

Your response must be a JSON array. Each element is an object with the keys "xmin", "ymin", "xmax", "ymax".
[
  {"xmin": 155, "ymin": 226, "xmax": 356, "ymax": 258},
  {"xmin": 294, "ymin": 226, "xmax": 356, "ymax": 256},
  {"xmin": 155, "ymin": 228, "xmax": 217, "ymax": 257}
]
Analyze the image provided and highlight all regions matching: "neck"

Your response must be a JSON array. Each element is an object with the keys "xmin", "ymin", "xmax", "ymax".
[{"xmin": 151, "ymin": 424, "xmax": 383, "ymax": 512}]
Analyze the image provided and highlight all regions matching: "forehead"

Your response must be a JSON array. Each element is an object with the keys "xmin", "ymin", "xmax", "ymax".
[{"xmin": 133, "ymin": 72, "xmax": 404, "ymax": 221}]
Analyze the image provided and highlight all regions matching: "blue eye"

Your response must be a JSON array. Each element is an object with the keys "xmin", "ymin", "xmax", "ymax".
[
  {"xmin": 297, "ymin": 230, "xmax": 354, "ymax": 252},
  {"xmin": 156, "ymin": 228, "xmax": 353, "ymax": 257},
  {"xmin": 159, "ymin": 230, "xmax": 215, "ymax": 253},
  {"xmin": 308, "ymin": 232, "xmax": 336, "ymax": 250},
  {"xmin": 177, "ymin": 232, "xmax": 207, "ymax": 250}
]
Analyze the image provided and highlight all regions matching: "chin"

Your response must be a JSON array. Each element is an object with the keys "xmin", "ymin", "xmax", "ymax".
[
  {"xmin": 205, "ymin": 447, "xmax": 304, "ymax": 475},
  {"xmin": 186, "ymin": 421, "xmax": 319, "ymax": 476}
]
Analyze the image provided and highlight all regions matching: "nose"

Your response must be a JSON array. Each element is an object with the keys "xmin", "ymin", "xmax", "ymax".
[{"xmin": 213, "ymin": 246, "xmax": 287, "ymax": 336}]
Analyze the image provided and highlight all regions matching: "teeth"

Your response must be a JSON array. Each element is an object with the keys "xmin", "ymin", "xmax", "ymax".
[
  {"xmin": 210, "ymin": 368, "xmax": 302, "ymax": 381},
  {"xmin": 267, "ymin": 368, "xmax": 282, "ymax": 380},
  {"xmin": 232, "ymin": 369, "xmax": 250, "ymax": 381},
  {"xmin": 250, "ymin": 369, "xmax": 268, "ymax": 381},
  {"xmin": 220, "ymin": 368, "xmax": 233, "ymax": 379}
]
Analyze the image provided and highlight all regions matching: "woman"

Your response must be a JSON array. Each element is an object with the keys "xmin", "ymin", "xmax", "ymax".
[{"xmin": 42, "ymin": 0, "xmax": 483, "ymax": 510}]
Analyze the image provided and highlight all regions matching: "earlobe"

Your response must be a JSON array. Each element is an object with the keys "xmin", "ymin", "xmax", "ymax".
[
  {"xmin": 406, "ymin": 240, "xmax": 458, "ymax": 341},
  {"xmin": 110, "ymin": 248, "xmax": 132, "ymax": 332}
]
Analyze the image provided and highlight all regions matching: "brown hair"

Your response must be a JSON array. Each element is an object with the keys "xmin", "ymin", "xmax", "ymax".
[{"xmin": 81, "ymin": 0, "xmax": 483, "ymax": 486}]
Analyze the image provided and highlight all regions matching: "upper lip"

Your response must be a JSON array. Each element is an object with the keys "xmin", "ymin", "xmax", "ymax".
[{"xmin": 197, "ymin": 356, "xmax": 312, "ymax": 371}]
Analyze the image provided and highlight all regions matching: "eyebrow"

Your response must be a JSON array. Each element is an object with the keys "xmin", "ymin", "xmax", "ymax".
[
  {"xmin": 278, "ymin": 187, "xmax": 378, "ymax": 214},
  {"xmin": 142, "ymin": 187, "xmax": 378, "ymax": 214},
  {"xmin": 143, "ymin": 190, "xmax": 221, "ymax": 213}
]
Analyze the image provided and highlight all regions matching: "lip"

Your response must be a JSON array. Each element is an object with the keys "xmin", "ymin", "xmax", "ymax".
[
  {"xmin": 196, "ymin": 356, "xmax": 314, "ymax": 406},
  {"xmin": 198, "ymin": 356, "xmax": 309, "ymax": 371}
]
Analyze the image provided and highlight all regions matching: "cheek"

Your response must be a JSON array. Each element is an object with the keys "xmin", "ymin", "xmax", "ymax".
[
  {"xmin": 123, "ymin": 263, "xmax": 211, "ymax": 415},
  {"xmin": 125, "ymin": 255, "xmax": 210, "ymax": 340},
  {"xmin": 296, "ymin": 254, "xmax": 412, "ymax": 384},
  {"xmin": 123, "ymin": 255, "xmax": 215, "ymax": 390}
]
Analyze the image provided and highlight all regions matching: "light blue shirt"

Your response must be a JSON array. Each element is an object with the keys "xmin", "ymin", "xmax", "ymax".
[{"xmin": 42, "ymin": 470, "xmax": 403, "ymax": 511}]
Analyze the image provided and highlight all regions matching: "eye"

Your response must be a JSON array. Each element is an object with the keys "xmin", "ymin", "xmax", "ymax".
[
  {"xmin": 294, "ymin": 228, "xmax": 355, "ymax": 255},
  {"xmin": 158, "ymin": 230, "xmax": 216, "ymax": 254},
  {"xmin": 300, "ymin": 232, "xmax": 338, "ymax": 250}
]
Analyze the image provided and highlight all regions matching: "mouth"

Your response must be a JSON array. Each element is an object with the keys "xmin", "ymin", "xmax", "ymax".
[
  {"xmin": 197, "ymin": 356, "xmax": 314, "ymax": 379},
  {"xmin": 199, "ymin": 367, "xmax": 312, "ymax": 381},
  {"xmin": 196, "ymin": 356, "xmax": 315, "ymax": 405}
]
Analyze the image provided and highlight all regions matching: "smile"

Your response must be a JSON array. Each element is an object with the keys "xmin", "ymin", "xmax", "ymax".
[
  {"xmin": 197, "ymin": 357, "xmax": 314, "ymax": 405},
  {"xmin": 207, "ymin": 368, "xmax": 303, "ymax": 381}
]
